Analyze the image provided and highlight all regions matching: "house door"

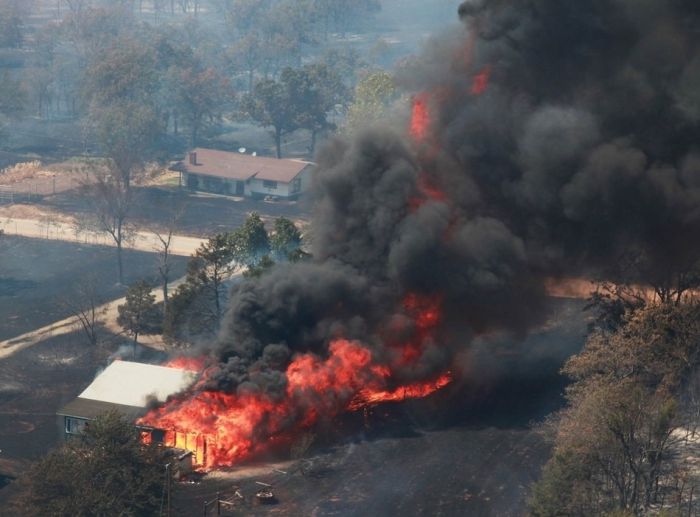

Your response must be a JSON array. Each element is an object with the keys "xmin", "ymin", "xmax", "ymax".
[{"xmin": 236, "ymin": 181, "xmax": 245, "ymax": 195}]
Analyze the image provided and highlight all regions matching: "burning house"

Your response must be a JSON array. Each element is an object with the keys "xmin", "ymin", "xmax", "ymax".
[
  {"xmin": 175, "ymin": 148, "xmax": 313, "ymax": 199},
  {"xmin": 56, "ymin": 361, "xmax": 212, "ymax": 465}
]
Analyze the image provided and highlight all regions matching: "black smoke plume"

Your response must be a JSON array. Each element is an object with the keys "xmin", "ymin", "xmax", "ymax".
[{"xmin": 207, "ymin": 0, "xmax": 700, "ymax": 399}]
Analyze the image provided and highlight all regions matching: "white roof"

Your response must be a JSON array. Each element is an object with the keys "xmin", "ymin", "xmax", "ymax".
[{"xmin": 78, "ymin": 360, "xmax": 196, "ymax": 408}]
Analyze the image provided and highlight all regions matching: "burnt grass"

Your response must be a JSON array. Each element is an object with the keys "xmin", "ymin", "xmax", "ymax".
[
  {"xmin": 40, "ymin": 184, "xmax": 312, "ymax": 237},
  {"xmin": 0, "ymin": 235, "xmax": 188, "ymax": 341}
]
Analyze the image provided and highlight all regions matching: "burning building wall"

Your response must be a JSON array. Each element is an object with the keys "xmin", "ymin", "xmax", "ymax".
[
  {"xmin": 57, "ymin": 361, "xmax": 207, "ymax": 462},
  {"xmin": 139, "ymin": 0, "xmax": 700, "ymax": 470}
]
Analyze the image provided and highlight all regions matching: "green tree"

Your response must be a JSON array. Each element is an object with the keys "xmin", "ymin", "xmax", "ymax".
[
  {"xmin": 270, "ymin": 216, "xmax": 302, "ymax": 261},
  {"xmin": 345, "ymin": 69, "xmax": 397, "ymax": 133},
  {"xmin": 117, "ymin": 279, "xmax": 158, "ymax": 349},
  {"xmin": 230, "ymin": 212, "xmax": 271, "ymax": 267},
  {"xmin": 188, "ymin": 233, "xmax": 237, "ymax": 322},
  {"xmin": 164, "ymin": 233, "xmax": 236, "ymax": 342},
  {"xmin": 175, "ymin": 64, "xmax": 234, "ymax": 146},
  {"xmin": 243, "ymin": 254, "xmax": 276, "ymax": 279},
  {"xmin": 288, "ymin": 64, "xmax": 347, "ymax": 153},
  {"xmin": 242, "ymin": 77, "xmax": 297, "ymax": 158},
  {"xmin": 243, "ymin": 65, "xmax": 346, "ymax": 157},
  {"xmin": 164, "ymin": 215, "xmax": 272, "ymax": 342},
  {"xmin": 16, "ymin": 411, "xmax": 168, "ymax": 516}
]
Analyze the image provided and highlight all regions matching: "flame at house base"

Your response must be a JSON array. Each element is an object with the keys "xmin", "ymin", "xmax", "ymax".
[{"xmin": 138, "ymin": 339, "xmax": 452, "ymax": 471}]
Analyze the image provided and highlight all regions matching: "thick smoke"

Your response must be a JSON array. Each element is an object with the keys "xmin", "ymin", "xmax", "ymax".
[{"xmin": 206, "ymin": 0, "xmax": 700, "ymax": 404}]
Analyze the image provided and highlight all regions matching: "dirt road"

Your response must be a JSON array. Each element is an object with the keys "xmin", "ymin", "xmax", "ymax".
[
  {"xmin": 0, "ymin": 276, "xmax": 184, "ymax": 360},
  {"xmin": 0, "ymin": 217, "xmax": 205, "ymax": 256},
  {"xmin": 0, "ymin": 217, "xmax": 206, "ymax": 359}
]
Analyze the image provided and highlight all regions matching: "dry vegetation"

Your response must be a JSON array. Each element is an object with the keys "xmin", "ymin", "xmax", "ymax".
[{"xmin": 530, "ymin": 302, "xmax": 700, "ymax": 515}]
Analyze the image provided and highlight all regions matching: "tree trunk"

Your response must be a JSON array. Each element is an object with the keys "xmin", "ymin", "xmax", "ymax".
[
  {"xmin": 191, "ymin": 115, "xmax": 199, "ymax": 147},
  {"xmin": 116, "ymin": 221, "xmax": 124, "ymax": 284},
  {"xmin": 275, "ymin": 127, "xmax": 282, "ymax": 158},
  {"xmin": 117, "ymin": 242, "xmax": 124, "ymax": 284},
  {"xmin": 213, "ymin": 276, "xmax": 221, "ymax": 321},
  {"xmin": 310, "ymin": 129, "xmax": 317, "ymax": 155},
  {"xmin": 162, "ymin": 280, "xmax": 169, "ymax": 316}
]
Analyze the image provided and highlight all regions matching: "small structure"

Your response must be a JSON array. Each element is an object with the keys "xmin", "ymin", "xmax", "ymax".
[
  {"xmin": 255, "ymin": 482, "xmax": 277, "ymax": 505},
  {"xmin": 57, "ymin": 361, "xmax": 196, "ymax": 443},
  {"xmin": 175, "ymin": 148, "xmax": 313, "ymax": 200}
]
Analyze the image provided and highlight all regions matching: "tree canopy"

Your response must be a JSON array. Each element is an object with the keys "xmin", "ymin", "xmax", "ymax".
[
  {"xmin": 117, "ymin": 279, "xmax": 158, "ymax": 344},
  {"xmin": 345, "ymin": 69, "xmax": 397, "ymax": 133},
  {"xmin": 16, "ymin": 411, "xmax": 168, "ymax": 516},
  {"xmin": 270, "ymin": 216, "xmax": 302, "ymax": 261},
  {"xmin": 242, "ymin": 64, "xmax": 346, "ymax": 157},
  {"xmin": 165, "ymin": 213, "xmax": 304, "ymax": 343},
  {"xmin": 530, "ymin": 302, "xmax": 700, "ymax": 515}
]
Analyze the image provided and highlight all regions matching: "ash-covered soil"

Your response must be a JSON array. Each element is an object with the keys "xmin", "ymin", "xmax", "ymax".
[
  {"xmin": 0, "ymin": 332, "xmax": 98, "ymax": 465},
  {"xmin": 0, "ymin": 235, "xmax": 188, "ymax": 340},
  {"xmin": 176, "ymin": 426, "xmax": 547, "ymax": 517},
  {"xmin": 41, "ymin": 185, "xmax": 311, "ymax": 237}
]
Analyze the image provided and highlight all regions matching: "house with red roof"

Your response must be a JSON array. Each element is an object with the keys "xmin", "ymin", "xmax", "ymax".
[{"xmin": 175, "ymin": 148, "xmax": 313, "ymax": 200}]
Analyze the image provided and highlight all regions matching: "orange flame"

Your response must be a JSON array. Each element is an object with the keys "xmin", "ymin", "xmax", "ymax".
[
  {"xmin": 348, "ymin": 372, "xmax": 452, "ymax": 411},
  {"xmin": 410, "ymin": 93, "xmax": 431, "ymax": 142},
  {"xmin": 471, "ymin": 65, "xmax": 492, "ymax": 95},
  {"xmin": 138, "ymin": 337, "xmax": 452, "ymax": 470},
  {"xmin": 163, "ymin": 356, "xmax": 207, "ymax": 371}
]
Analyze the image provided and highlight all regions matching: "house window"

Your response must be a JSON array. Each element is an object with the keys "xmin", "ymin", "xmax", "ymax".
[
  {"xmin": 291, "ymin": 178, "xmax": 302, "ymax": 193},
  {"xmin": 186, "ymin": 174, "xmax": 199, "ymax": 190},
  {"xmin": 263, "ymin": 180, "xmax": 277, "ymax": 190},
  {"xmin": 65, "ymin": 416, "xmax": 88, "ymax": 435}
]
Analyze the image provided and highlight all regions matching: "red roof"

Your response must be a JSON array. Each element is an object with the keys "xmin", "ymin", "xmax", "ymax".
[{"xmin": 180, "ymin": 148, "xmax": 312, "ymax": 183}]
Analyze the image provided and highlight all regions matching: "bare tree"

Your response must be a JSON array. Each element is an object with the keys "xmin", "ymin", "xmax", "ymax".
[
  {"xmin": 61, "ymin": 274, "xmax": 106, "ymax": 346},
  {"xmin": 77, "ymin": 163, "xmax": 134, "ymax": 284},
  {"xmin": 151, "ymin": 194, "xmax": 187, "ymax": 315}
]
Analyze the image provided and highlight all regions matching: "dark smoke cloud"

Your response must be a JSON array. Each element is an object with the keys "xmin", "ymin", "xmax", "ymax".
[{"xmin": 204, "ymin": 0, "xmax": 700, "ymax": 400}]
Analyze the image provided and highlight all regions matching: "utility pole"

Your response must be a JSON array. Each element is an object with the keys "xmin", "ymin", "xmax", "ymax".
[{"xmin": 166, "ymin": 462, "xmax": 172, "ymax": 517}]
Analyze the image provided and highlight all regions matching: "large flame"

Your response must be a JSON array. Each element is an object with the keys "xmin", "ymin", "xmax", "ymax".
[{"xmin": 139, "ymin": 336, "xmax": 452, "ymax": 470}]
